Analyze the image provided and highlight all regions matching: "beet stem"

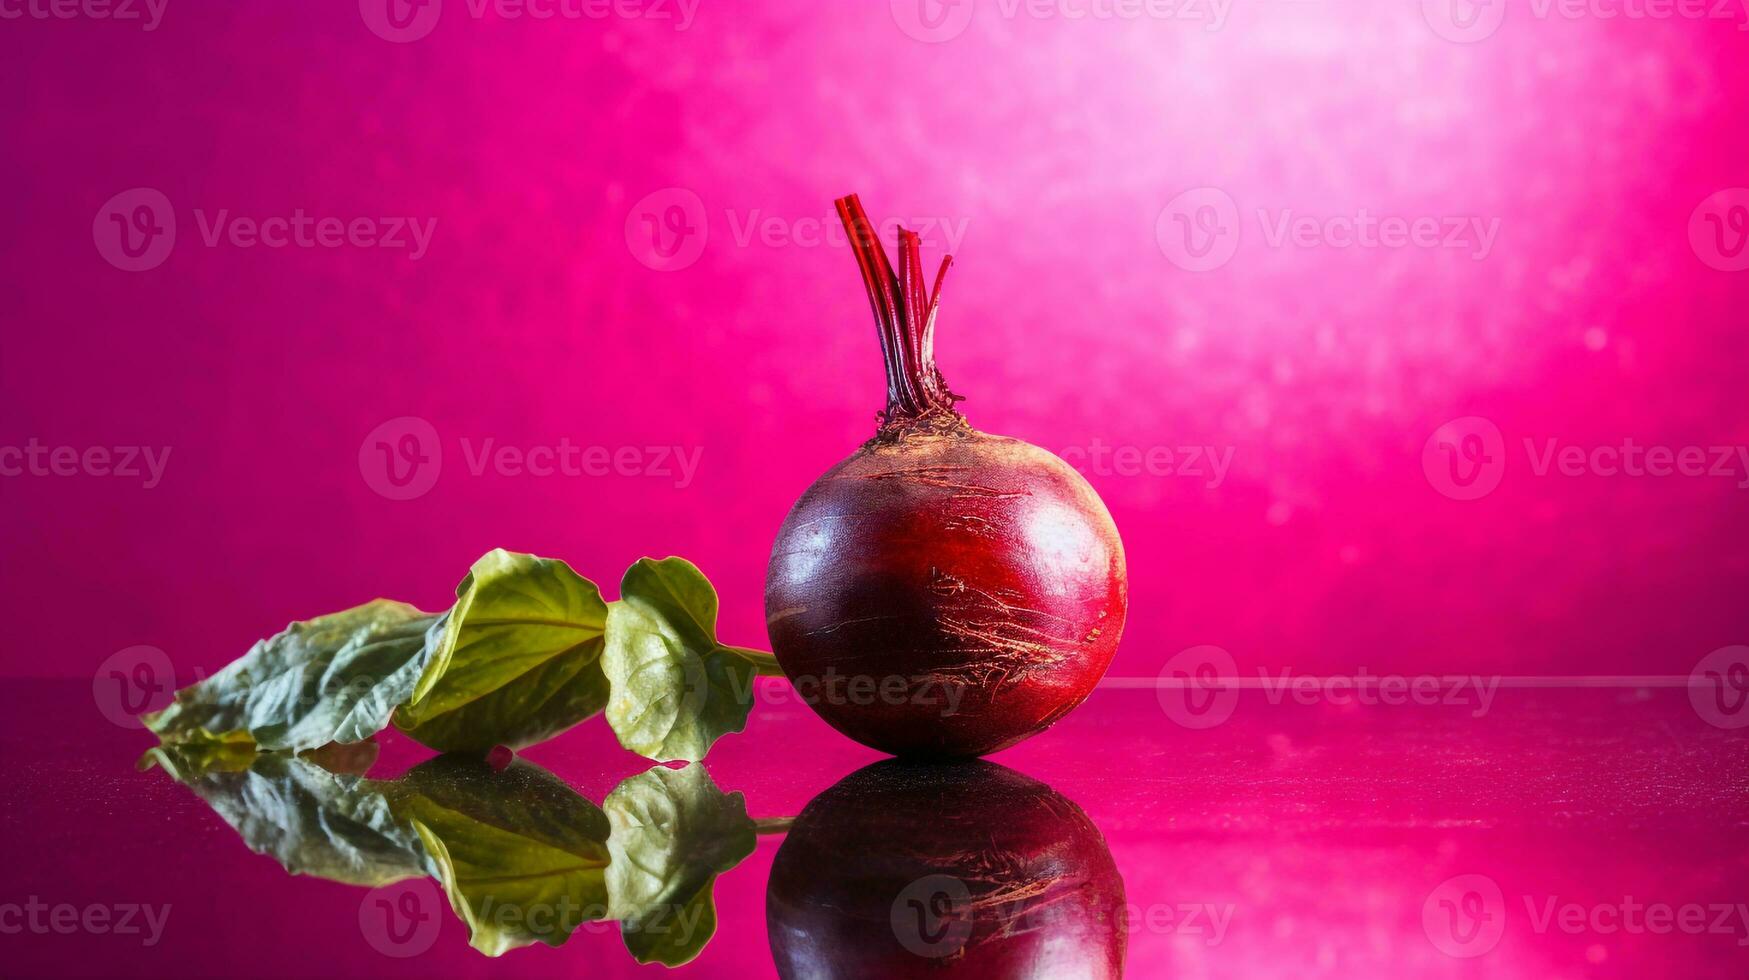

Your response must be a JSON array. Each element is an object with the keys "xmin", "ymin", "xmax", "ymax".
[
  {"xmin": 752, "ymin": 817, "xmax": 795, "ymax": 836},
  {"xmin": 835, "ymin": 194, "xmax": 960, "ymax": 422}
]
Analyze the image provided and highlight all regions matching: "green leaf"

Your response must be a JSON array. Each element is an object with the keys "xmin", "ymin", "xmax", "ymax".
[
  {"xmin": 399, "ymin": 756, "xmax": 613, "ymax": 956},
  {"xmin": 143, "ymin": 600, "xmax": 440, "ymax": 753},
  {"xmin": 603, "ymin": 558, "xmax": 777, "ymax": 762},
  {"xmin": 604, "ymin": 763, "xmax": 757, "ymax": 966},
  {"xmin": 145, "ymin": 550, "xmax": 775, "ymax": 763},
  {"xmin": 395, "ymin": 550, "xmax": 611, "ymax": 752}
]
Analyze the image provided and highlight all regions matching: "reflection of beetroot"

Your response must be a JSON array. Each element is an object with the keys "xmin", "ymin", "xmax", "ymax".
[{"xmin": 767, "ymin": 761, "xmax": 1127, "ymax": 978}]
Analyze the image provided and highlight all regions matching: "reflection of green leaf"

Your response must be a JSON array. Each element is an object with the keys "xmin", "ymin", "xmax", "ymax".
[
  {"xmin": 605, "ymin": 763, "xmax": 757, "ymax": 966},
  {"xmin": 153, "ymin": 752, "xmax": 427, "ymax": 887},
  {"xmin": 143, "ymin": 600, "xmax": 439, "ymax": 753},
  {"xmin": 136, "ymin": 738, "xmax": 258, "ymax": 779},
  {"xmin": 399, "ymin": 756, "xmax": 612, "ymax": 956},
  {"xmin": 604, "ymin": 558, "xmax": 781, "ymax": 763},
  {"xmin": 151, "ymin": 751, "xmax": 765, "ymax": 963},
  {"xmin": 396, "ymin": 551, "xmax": 611, "ymax": 752}
]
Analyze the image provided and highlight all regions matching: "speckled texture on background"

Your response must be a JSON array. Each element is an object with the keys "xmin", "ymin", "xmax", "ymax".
[{"xmin": 3, "ymin": 1, "xmax": 1748, "ymax": 686}]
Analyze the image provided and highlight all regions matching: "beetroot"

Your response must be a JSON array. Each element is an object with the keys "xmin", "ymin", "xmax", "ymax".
[
  {"xmin": 766, "ymin": 760, "xmax": 1128, "ymax": 978},
  {"xmin": 764, "ymin": 195, "xmax": 1127, "ymax": 758}
]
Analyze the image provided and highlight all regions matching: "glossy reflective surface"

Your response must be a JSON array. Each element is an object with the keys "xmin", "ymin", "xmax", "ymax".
[{"xmin": 5, "ymin": 679, "xmax": 1748, "ymax": 977}]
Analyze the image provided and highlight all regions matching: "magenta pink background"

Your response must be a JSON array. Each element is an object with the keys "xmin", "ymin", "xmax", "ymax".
[{"xmin": 5, "ymin": 0, "xmax": 1749, "ymax": 686}]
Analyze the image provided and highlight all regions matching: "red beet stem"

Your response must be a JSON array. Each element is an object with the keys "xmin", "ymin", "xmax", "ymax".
[{"xmin": 835, "ymin": 194, "xmax": 960, "ymax": 422}]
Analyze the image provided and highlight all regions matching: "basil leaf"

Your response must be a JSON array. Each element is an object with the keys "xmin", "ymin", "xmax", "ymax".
[
  {"xmin": 604, "ymin": 763, "xmax": 757, "ymax": 966},
  {"xmin": 603, "ymin": 557, "xmax": 778, "ymax": 762},
  {"xmin": 143, "ymin": 600, "xmax": 440, "ymax": 753},
  {"xmin": 399, "ymin": 756, "xmax": 613, "ymax": 956},
  {"xmin": 145, "ymin": 550, "xmax": 773, "ymax": 763},
  {"xmin": 395, "ymin": 550, "xmax": 610, "ymax": 752}
]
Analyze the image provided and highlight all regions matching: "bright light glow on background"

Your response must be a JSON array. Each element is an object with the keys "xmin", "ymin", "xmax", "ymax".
[{"xmin": 2, "ymin": 3, "xmax": 1746, "ymax": 689}]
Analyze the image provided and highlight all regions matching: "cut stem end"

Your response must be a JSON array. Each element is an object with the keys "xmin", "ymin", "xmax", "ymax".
[{"xmin": 836, "ymin": 194, "xmax": 963, "ymax": 425}]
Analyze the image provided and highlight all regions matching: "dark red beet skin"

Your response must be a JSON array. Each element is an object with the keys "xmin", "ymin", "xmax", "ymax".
[
  {"xmin": 766, "ymin": 760, "xmax": 1128, "ymax": 979},
  {"xmin": 764, "ymin": 195, "xmax": 1127, "ymax": 757}
]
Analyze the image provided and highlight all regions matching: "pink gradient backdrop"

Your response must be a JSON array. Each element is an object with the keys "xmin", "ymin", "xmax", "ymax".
[{"xmin": 4, "ymin": 0, "xmax": 1749, "ymax": 687}]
